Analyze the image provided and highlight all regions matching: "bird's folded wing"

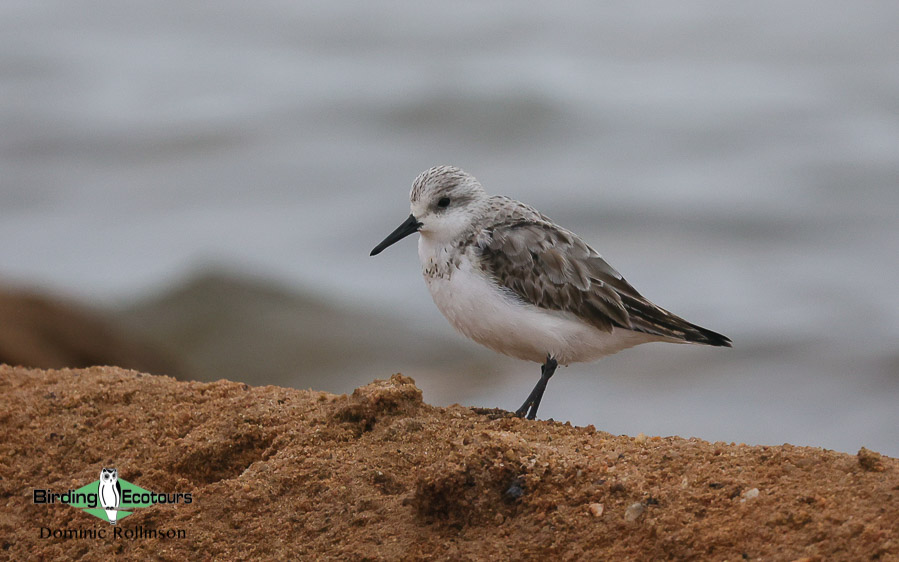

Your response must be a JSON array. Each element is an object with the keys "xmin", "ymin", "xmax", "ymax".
[
  {"xmin": 478, "ymin": 219, "xmax": 728, "ymax": 345},
  {"xmin": 478, "ymin": 220, "xmax": 635, "ymax": 333}
]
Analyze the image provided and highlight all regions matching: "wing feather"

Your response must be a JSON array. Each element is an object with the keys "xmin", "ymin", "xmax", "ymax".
[
  {"xmin": 476, "ymin": 212, "xmax": 731, "ymax": 346},
  {"xmin": 479, "ymin": 220, "xmax": 631, "ymax": 333}
]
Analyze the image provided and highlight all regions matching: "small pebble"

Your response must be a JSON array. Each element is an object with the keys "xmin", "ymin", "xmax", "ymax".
[
  {"xmin": 588, "ymin": 503, "xmax": 604, "ymax": 517},
  {"xmin": 505, "ymin": 481, "xmax": 524, "ymax": 500},
  {"xmin": 741, "ymin": 488, "xmax": 760, "ymax": 502},
  {"xmin": 634, "ymin": 432, "xmax": 647, "ymax": 444},
  {"xmin": 624, "ymin": 502, "xmax": 644, "ymax": 521}
]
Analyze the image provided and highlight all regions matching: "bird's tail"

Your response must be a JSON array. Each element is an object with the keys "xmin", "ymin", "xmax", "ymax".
[
  {"xmin": 620, "ymin": 294, "xmax": 732, "ymax": 347},
  {"xmin": 684, "ymin": 322, "xmax": 732, "ymax": 347}
]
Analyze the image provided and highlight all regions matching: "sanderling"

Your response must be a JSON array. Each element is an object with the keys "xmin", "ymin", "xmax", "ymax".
[{"xmin": 371, "ymin": 165, "xmax": 731, "ymax": 420}]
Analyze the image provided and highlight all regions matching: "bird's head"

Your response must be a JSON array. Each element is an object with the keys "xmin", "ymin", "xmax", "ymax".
[{"xmin": 371, "ymin": 165, "xmax": 488, "ymax": 255}]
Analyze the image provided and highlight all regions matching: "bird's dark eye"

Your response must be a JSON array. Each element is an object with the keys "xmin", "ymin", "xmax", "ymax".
[{"xmin": 437, "ymin": 197, "xmax": 451, "ymax": 209}]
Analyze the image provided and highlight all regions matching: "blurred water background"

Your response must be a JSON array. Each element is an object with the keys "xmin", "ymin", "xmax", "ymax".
[{"xmin": 2, "ymin": 1, "xmax": 897, "ymax": 455}]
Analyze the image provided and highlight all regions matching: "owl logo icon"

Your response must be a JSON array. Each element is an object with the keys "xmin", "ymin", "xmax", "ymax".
[{"xmin": 98, "ymin": 468, "xmax": 122, "ymax": 525}]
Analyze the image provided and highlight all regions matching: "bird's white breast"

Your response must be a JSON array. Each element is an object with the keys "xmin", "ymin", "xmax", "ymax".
[{"xmin": 417, "ymin": 236, "xmax": 656, "ymax": 365}]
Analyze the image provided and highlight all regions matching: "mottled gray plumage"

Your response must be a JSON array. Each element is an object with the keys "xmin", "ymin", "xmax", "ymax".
[{"xmin": 469, "ymin": 195, "xmax": 731, "ymax": 347}]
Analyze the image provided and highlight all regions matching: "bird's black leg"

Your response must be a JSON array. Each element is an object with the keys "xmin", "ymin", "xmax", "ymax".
[{"xmin": 514, "ymin": 356, "xmax": 558, "ymax": 420}]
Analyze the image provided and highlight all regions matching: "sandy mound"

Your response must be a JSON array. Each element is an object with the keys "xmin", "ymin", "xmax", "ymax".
[{"xmin": 1, "ymin": 365, "xmax": 896, "ymax": 560}]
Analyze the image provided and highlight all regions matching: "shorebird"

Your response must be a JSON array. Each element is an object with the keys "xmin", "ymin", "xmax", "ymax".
[{"xmin": 371, "ymin": 165, "xmax": 731, "ymax": 420}]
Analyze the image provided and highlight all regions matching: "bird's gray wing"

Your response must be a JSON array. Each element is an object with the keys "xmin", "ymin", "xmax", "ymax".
[{"xmin": 477, "ymin": 218, "xmax": 730, "ymax": 345}]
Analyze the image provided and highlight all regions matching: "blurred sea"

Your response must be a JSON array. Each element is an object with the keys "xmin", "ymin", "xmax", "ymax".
[{"xmin": 1, "ymin": 1, "xmax": 897, "ymax": 455}]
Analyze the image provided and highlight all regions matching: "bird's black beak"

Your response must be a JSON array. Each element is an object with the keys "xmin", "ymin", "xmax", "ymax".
[{"xmin": 370, "ymin": 214, "xmax": 422, "ymax": 256}]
